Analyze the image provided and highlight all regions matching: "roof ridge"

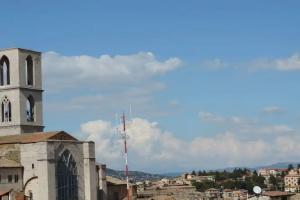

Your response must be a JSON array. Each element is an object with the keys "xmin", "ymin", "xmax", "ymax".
[{"xmin": 0, "ymin": 131, "xmax": 78, "ymax": 144}]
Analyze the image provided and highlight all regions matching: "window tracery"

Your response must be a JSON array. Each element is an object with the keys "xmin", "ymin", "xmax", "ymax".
[
  {"xmin": 1, "ymin": 96, "xmax": 11, "ymax": 122},
  {"xmin": 56, "ymin": 150, "xmax": 78, "ymax": 200}
]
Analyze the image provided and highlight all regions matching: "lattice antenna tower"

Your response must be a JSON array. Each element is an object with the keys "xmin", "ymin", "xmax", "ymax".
[{"xmin": 116, "ymin": 109, "xmax": 132, "ymax": 200}]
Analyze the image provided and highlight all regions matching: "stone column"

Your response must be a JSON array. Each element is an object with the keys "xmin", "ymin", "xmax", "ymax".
[
  {"xmin": 83, "ymin": 142, "xmax": 97, "ymax": 200},
  {"xmin": 98, "ymin": 164, "xmax": 107, "ymax": 200},
  {"xmin": 36, "ymin": 142, "xmax": 56, "ymax": 200}
]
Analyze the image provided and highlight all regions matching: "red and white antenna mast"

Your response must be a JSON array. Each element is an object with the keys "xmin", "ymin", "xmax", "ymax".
[{"xmin": 121, "ymin": 113, "xmax": 130, "ymax": 200}]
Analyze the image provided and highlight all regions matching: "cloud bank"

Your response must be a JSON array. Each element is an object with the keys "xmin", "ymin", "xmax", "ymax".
[
  {"xmin": 82, "ymin": 116, "xmax": 299, "ymax": 173},
  {"xmin": 201, "ymin": 53, "xmax": 300, "ymax": 71},
  {"xmin": 43, "ymin": 51, "xmax": 182, "ymax": 90}
]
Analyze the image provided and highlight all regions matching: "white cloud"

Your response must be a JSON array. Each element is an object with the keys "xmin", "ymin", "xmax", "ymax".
[
  {"xmin": 42, "ymin": 51, "xmax": 183, "ymax": 119},
  {"xmin": 43, "ymin": 51, "xmax": 182, "ymax": 90},
  {"xmin": 199, "ymin": 111, "xmax": 293, "ymax": 136},
  {"xmin": 262, "ymin": 106, "xmax": 285, "ymax": 114},
  {"xmin": 200, "ymin": 58, "xmax": 228, "ymax": 69},
  {"xmin": 199, "ymin": 111, "xmax": 253, "ymax": 126},
  {"xmin": 276, "ymin": 54, "xmax": 300, "ymax": 71},
  {"xmin": 201, "ymin": 53, "xmax": 300, "ymax": 71},
  {"xmin": 81, "ymin": 117, "xmax": 298, "ymax": 172}
]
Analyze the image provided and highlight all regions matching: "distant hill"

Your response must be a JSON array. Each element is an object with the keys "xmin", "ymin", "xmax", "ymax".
[
  {"xmin": 210, "ymin": 162, "xmax": 300, "ymax": 172},
  {"xmin": 106, "ymin": 168, "xmax": 167, "ymax": 182},
  {"xmin": 160, "ymin": 172, "xmax": 182, "ymax": 177},
  {"xmin": 255, "ymin": 162, "xmax": 300, "ymax": 169},
  {"xmin": 106, "ymin": 161, "xmax": 300, "ymax": 182}
]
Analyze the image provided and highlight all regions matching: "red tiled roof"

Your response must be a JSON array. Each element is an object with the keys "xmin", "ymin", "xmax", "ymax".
[
  {"xmin": 0, "ymin": 189, "xmax": 10, "ymax": 196},
  {"xmin": 263, "ymin": 191, "xmax": 295, "ymax": 197},
  {"xmin": 0, "ymin": 131, "xmax": 78, "ymax": 144},
  {"xmin": 107, "ymin": 176, "xmax": 127, "ymax": 186}
]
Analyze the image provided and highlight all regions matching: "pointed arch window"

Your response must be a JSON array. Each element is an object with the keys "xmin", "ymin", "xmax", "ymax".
[
  {"xmin": 26, "ymin": 56, "xmax": 34, "ymax": 86},
  {"xmin": 56, "ymin": 150, "xmax": 78, "ymax": 200},
  {"xmin": 0, "ymin": 56, "xmax": 10, "ymax": 86},
  {"xmin": 26, "ymin": 96, "xmax": 34, "ymax": 122},
  {"xmin": 1, "ymin": 96, "xmax": 11, "ymax": 122}
]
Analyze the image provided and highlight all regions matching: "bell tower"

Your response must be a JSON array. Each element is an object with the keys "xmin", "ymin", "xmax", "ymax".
[{"xmin": 0, "ymin": 48, "xmax": 44, "ymax": 136}]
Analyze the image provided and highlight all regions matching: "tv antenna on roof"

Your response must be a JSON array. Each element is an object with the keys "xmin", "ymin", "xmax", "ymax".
[
  {"xmin": 253, "ymin": 185, "xmax": 262, "ymax": 200},
  {"xmin": 253, "ymin": 186, "xmax": 262, "ymax": 195}
]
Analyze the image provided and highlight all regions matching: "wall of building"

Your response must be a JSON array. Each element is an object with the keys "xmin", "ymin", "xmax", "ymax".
[
  {"xmin": 0, "ymin": 48, "xmax": 43, "ymax": 135},
  {"xmin": 0, "ymin": 168, "xmax": 23, "ymax": 191}
]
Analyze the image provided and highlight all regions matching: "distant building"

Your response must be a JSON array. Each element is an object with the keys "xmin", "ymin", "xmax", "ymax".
[
  {"xmin": 248, "ymin": 191, "xmax": 295, "ymax": 200},
  {"xmin": 185, "ymin": 174, "xmax": 215, "ymax": 183},
  {"xmin": 232, "ymin": 189, "xmax": 248, "ymax": 200},
  {"xmin": 258, "ymin": 168, "xmax": 288, "ymax": 178},
  {"xmin": 259, "ymin": 168, "xmax": 287, "ymax": 186},
  {"xmin": 205, "ymin": 188, "xmax": 221, "ymax": 200},
  {"xmin": 106, "ymin": 176, "xmax": 136, "ymax": 200},
  {"xmin": 285, "ymin": 174, "xmax": 300, "ymax": 192},
  {"xmin": 223, "ymin": 189, "xmax": 248, "ymax": 200}
]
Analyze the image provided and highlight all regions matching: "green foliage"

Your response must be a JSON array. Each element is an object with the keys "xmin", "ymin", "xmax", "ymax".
[
  {"xmin": 192, "ymin": 168, "xmax": 266, "ymax": 194},
  {"xmin": 269, "ymin": 174, "xmax": 282, "ymax": 190},
  {"xmin": 192, "ymin": 180, "xmax": 217, "ymax": 192},
  {"xmin": 288, "ymin": 164, "xmax": 294, "ymax": 171}
]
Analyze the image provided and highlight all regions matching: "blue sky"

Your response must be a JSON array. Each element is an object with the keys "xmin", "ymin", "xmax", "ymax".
[{"xmin": 2, "ymin": 0, "xmax": 300, "ymax": 172}]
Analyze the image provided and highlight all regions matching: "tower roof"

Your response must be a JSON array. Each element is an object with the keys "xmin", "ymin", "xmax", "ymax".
[
  {"xmin": 0, "ymin": 47, "xmax": 41, "ymax": 54},
  {"xmin": 0, "ymin": 131, "xmax": 78, "ymax": 144}
]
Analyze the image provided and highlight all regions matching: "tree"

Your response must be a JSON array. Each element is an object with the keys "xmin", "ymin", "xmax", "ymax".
[
  {"xmin": 269, "ymin": 174, "xmax": 280, "ymax": 190},
  {"xmin": 191, "ymin": 170, "xmax": 196, "ymax": 176},
  {"xmin": 288, "ymin": 164, "xmax": 294, "ymax": 171},
  {"xmin": 253, "ymin": 170, "xmax": 258, "ymax": 176},
  {"xmin": 192, "ymin": 180, "xmax": 217, "ymax": 192}
]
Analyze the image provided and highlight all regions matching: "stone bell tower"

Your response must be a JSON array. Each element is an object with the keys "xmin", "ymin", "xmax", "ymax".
[{"xmin": 0, "ymin": 48, "xmax": 44, "ymax": 136}]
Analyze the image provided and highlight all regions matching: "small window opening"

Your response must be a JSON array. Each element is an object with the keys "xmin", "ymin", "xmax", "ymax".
[
  {"xmin": 14, "ymin": 174, "xmax": 18, "ymax": 183},
  {"xmin": 1, "ymin": 96, "xmax": 11, "ymax": 122},
  {"xmin": 0, "ymin": 56, "xmax": 10, "ymax": 86},
  {"xmin": 8, "ymin": 175, "xmax": 12, "ymax": 183},
  {"xmin": 26, "ymin": 96, "xmax": 34, "ymax": 122},
  {"xmin": 26, "ymin": 56, "xmax": 34, "ymax": 85}
]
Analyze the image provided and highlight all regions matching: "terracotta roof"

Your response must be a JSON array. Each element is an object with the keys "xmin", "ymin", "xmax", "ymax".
[
  {"xmin": 263, "ymin": 191, "xmax": 295, "ymax": 197},
  {"xmin": 206, "ymin": 188, "xmax": 219, "ymax": 192},
  {"xmin": 0, "ymin": 131, "xmax": 78, "ymax": 144},
  {"xmin": 0, "ymin": 157, "xmax": 22, "ymax": 167},
  {"xmin": 0, "ymin": 189, "xmax": 11, "ymax": 196},
  {"xmin": 107, "ymin": 176, "xmax": 127, "ymax": 186}
]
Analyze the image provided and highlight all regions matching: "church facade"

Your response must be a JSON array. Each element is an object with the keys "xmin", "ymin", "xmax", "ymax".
[{"xmin": 0, "ymin": 48, "xmax": 98, "ymax": 200}]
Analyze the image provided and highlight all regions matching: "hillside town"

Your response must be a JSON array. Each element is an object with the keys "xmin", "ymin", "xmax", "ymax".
[{"xmin": 134, "ymin": 165, "xmax": 300, "ymax": 200}]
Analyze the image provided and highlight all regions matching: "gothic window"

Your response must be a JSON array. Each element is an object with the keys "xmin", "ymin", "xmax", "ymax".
[
  {"xmin": 1, "ymin": 96, "xmax": 11, "ymax": 122},
  {"xmin": 26, "ymin": 96, "xmax": 34, "ymax": 122},
  {"xmin": 0, "ymin": 56, "xmax": 10, "ymax": 86},
  {"xmin": 56, "ymin": 150, "xmax": 78, "ymax": 200},
  {"xmin": 26, "ymin": 56, "xmax": 34, "ymax": 85}
]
